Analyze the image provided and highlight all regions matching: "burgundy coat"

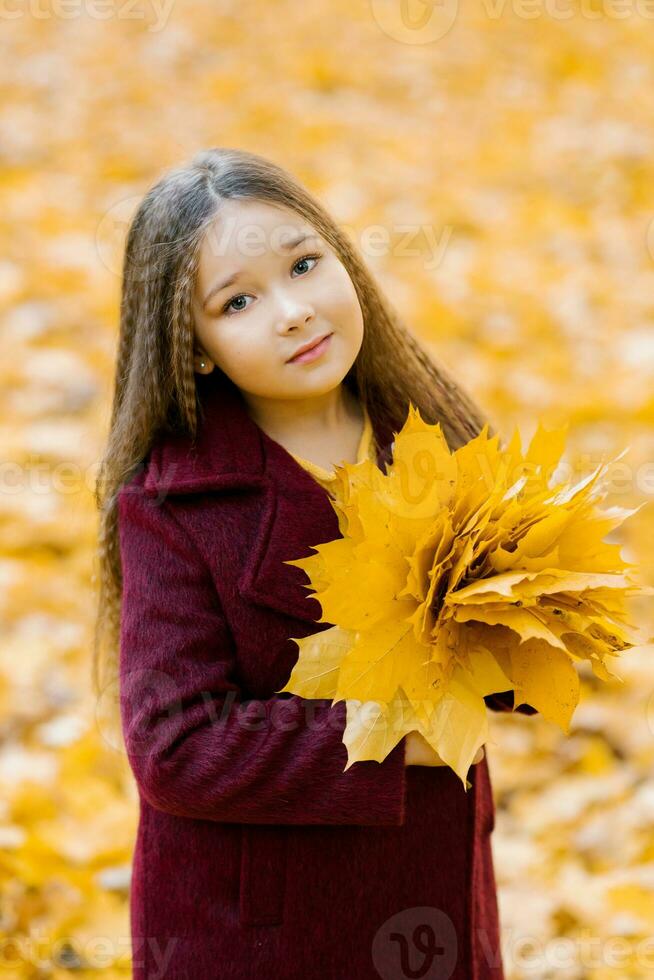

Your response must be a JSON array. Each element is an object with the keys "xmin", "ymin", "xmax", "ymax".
[{"xmin": 117, "ymin": 372, "xmax": 535, "ymax": 980}]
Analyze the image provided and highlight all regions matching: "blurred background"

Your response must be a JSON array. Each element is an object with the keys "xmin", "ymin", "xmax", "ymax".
[{"xmin": 1, "ymin": 1, "xmax": 653, "ymax": 977}]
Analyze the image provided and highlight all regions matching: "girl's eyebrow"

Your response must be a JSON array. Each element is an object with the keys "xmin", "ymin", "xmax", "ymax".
[{"xmin": 201, "ymin": 231, "xmax": 319, "ymax": 311}]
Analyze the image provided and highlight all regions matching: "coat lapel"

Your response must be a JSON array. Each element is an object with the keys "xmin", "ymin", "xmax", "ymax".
[{"xmin": 141, "ymin": 371, "xmax": 394, "ymax": 626}]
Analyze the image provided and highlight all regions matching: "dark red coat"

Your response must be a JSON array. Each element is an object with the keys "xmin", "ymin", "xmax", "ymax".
[{"xmin": 118, "ymin": 372, "xmax": 533, "ymax": 980}]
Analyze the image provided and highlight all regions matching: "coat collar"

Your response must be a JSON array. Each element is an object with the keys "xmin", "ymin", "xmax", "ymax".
[
  {"xmin": 142, "ymin": 373, "xmax": 267, "ymax": 497},
  {"xmin": 141, "ymin": 371, "xmax": 395, "ymax": 626}
]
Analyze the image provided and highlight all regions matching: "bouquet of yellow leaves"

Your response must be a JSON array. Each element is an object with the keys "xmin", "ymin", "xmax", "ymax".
[{"xmin": 277, "ymin": 407, "xmax": 653, "ymax": 788}]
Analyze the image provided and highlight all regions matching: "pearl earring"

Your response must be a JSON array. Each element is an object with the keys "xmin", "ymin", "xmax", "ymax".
[{"xmin": 199, "ymin": 361, "xmax": 206, "ymax": 369}]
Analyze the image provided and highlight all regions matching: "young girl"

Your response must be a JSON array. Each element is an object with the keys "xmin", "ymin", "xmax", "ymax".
[{"xmin": 94, "ymin": 147, "xmax": 535, "ymax": 980}]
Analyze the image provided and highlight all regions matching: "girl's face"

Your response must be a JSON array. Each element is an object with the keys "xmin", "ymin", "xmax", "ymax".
[{"xmin": 191, "ymin": 200, "xmax": 364, "ymax": 402}]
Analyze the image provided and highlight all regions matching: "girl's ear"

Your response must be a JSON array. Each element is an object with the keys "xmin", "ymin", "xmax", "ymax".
[{"xmin": 193, "ymin": 351, "xmax": 214, "ymax": 374}]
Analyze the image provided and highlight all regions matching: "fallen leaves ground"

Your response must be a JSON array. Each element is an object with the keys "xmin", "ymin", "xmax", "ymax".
[{"xmin": 0, "ymin": 2, "xmax": 653, "ymax": 976}]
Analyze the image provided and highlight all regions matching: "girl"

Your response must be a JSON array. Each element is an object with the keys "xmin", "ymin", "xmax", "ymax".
[{"xmin": 94, "ymin": 147, "xmax": 535, "ymax": 980}]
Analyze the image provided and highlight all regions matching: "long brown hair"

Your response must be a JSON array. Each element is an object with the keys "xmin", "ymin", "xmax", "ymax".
[{"xmin": 92, "ymin": 146, "xmax": 497, "ymax": 708}]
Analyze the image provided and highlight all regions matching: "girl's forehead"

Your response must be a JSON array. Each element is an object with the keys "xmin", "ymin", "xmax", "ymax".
[
  {"xmin": 197, "ymin": 203, "xmax": 322, "ymax": 270},
  {"xmin": 204, "ymin": 199, "xmax": 316, "ymax": 243}
]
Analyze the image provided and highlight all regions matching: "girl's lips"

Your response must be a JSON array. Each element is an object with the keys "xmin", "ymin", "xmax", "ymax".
[{"xmin": 287, "ymin": 332, "xmax": 333, "ymax": 364}]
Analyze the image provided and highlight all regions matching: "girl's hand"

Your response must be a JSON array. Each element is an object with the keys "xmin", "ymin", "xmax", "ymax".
[{"xmin": 404, "ymin": 731, "xmax": 485, "ymax": 767}]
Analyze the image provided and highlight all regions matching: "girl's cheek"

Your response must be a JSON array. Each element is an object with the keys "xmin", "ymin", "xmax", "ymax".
[{"xmin": 222, "ymin": 332, "xmax": 272, "ymax": 376}]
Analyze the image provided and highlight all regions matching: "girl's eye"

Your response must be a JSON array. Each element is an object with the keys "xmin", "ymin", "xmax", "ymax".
[
  {"xmin": 222, "ymin": 294, "xmax": 252, "ymax": 316},
  {"xmin": 220, "ymin": 253, "xmax": 322, "ymax": 317},
  {"xmin": 292, "ymin": 253, "xmax": 321, "ymax": 277}
]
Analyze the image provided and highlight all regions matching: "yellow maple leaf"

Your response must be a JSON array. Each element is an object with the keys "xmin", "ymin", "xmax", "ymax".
[{"xmin": 278, "ymin": 405, "xmax": 654, "ymax": 788}]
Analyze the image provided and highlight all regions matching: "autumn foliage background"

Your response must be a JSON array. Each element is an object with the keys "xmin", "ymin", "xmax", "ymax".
[{"xmin": 1, "ymin": 2, "xmax": 654, "ymax": 977}]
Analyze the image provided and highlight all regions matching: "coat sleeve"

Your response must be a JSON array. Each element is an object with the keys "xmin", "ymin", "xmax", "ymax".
[
  {"xmin": 117, "ymin": 485, "xmax": 408, "ymax": 827},
  {"xmin": 484, "ymin": 691, "xmax": 538, "ymax": 715}
]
